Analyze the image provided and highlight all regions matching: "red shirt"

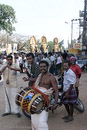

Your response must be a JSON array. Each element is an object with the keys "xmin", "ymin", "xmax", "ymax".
[
  {"xmin": 70, "ymin": 64, "xmax": 81, "ymax": 78},
  {"xmin": 67, "ymin": 57, "xmax": 71, "ymax": 61}
]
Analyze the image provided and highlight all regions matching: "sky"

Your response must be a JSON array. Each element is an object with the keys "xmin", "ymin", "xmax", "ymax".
[{"xmin": 0, "ymin": 0, "xmax": 84, "ymax": 48}]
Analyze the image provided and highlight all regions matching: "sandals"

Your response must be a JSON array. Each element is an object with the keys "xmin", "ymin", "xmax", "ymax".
[
  {"xmin": 2, "ymin": 112, "xmax": 21, "ymax": 118},
  {"xmin": 62, "ymin": 115, "xmax": 70, "ymax": 119},
  {"xmin": 2, "ymin": 113, "xmax": 11, "ymax": 117},
  {"xmin": 64, "ymin": 117, "xmax": 74, "ymax": 123}
]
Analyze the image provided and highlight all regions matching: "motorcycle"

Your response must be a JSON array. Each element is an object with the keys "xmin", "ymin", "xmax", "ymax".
[{"xmin": 22, "ymin": 75, "xmax": 84, "ymax": 119}]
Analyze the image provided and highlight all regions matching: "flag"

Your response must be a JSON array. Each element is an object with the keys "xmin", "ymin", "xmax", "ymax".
[{"xmin": 59, "ymin": 40, "xmax": 64, "ymax": 46}]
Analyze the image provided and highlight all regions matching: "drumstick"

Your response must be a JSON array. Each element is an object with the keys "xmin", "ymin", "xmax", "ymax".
[
  {"xmin": 20, "ymin": 88, "xmax": 26, "ymax": 93},
  {"xmin": 26, "ymin": 69, "xmax": 30, "ymax": 78},
  {"xmin": 16, "ymin": 100, "xmax": 21, "ymax": 103},
  {"xmin": 17, "ymin": 93, "xmax": 23, "ymax": 98},
  {"xmin": 25, "ymin": 68, "xmax": 31, "ymax": 78}
]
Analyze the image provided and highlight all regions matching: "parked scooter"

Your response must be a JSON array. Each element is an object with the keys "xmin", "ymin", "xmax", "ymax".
[{"xmin": 52, "ymin": 75, "xmax": 85, "ymax": 113}]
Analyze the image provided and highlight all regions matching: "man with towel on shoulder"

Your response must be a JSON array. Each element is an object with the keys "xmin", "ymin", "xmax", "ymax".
[{"xmin": 31, "ymin": 60, "xmax": 58, "ymax": 130}]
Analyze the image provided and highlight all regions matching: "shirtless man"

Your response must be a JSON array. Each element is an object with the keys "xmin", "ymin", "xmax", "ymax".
[
  {"xmin": 31, "ymin": 60, "xmax": 58, "ymax": 130},
  {"xmin": 39, "ymin": 60, "xmax": 58, "ymax": 103}
]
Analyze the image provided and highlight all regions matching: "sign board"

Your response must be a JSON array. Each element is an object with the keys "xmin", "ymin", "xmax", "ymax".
[
  {"xmin": 7, "ymin": 44, "xmax": 12, "ymax": 54},
  {"xmin": 69, "ymin": 48, "xmax": 78, "ymax": 54},
  {"xmin": 13, "ymin": 44, "xmax": 17, "ymax": 53},
  {"xmin": 78, "ymin": 55, "xmax": 87, "ymax": 60},
  {"xmin": 82, "ymin": 46, "xmax": 86, "ymax": 50},
  {"xmin": 73, "ymin": 43, "xmax": 82, "ymax": 50}
]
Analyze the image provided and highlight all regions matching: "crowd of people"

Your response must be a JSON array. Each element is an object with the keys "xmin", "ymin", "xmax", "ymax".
[{"xmin": 0, "ymin": 50, "xmax": 82, "ymax": 130}]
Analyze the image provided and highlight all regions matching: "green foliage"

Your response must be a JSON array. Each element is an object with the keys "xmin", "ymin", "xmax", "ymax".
[
  {"xmin": 37, "ymin": 42, "xmax": 41, "ymax": 52},
  {"xmin": 0, "ymin": 4, "xmax": 16, "ymax": 35},
  {"xmin": 25, "ymin": 40, "xmax": 31, "ymax": 52},
  {"xmin": 47, "ymin": 41, "xmax": 54, "ymax": 52},
  {"xmin": 61, "ymin": 45, "xmax": 65, "ymax": 50}
]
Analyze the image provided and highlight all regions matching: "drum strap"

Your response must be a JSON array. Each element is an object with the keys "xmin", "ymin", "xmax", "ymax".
[{"xmin": 31, "ymin": 86, "xmax": 49, "ymax": 107}]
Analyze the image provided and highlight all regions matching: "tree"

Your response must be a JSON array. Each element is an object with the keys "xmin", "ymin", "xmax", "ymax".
[
  {"xmin": 61, "ymin": 45, "xmax": 65, "ymax": 51},
  {"xmin": 0, "ymin": 33, "xmax": 13, "ymax": 47},
  {"xmin": 48, "ymin": 41, "xmax": 54, "ymax": 52},
  {"xmin": 0, "ymin": 4, "xmax": 16, "ymax": 35}
]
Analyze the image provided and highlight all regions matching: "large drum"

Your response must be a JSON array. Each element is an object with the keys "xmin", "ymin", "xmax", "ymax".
[{"xmin": 15, "ymin": 87, "xmax": 46, "ymax": 114}]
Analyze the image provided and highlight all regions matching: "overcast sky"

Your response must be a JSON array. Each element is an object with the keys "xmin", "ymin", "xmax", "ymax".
[{"xmin": 0, "ymin": 0, "xmax": 84, "ymax": 47}]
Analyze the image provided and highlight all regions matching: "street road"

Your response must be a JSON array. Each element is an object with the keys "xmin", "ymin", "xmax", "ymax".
[{"xmin": 0, "ymin": 73, "xmax": 87, "ymax": 130}]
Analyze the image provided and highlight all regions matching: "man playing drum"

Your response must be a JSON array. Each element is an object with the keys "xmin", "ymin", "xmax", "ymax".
[{"xmin": 31, "ymin": 60, "xmax": 58, "ymax": 130}]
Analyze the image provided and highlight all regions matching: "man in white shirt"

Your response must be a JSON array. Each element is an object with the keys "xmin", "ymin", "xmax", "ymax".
[
  {"xmin": 18, "ymin": 54, "xmax": 23, "ymax": 73},
  {"xmin": 56, "ymin": 54, "xmax": 62, "ymax": 76},
  {"xmin": 43, "ymin": 53, "xmax": 51, "ymax": 66},
  {"xmin": 0, "ymin": 55, "xmax": 21, "ymax": 117},
  {"xmin": 62, "ymin": 60, "xmax": 77, "ymax": 122}
]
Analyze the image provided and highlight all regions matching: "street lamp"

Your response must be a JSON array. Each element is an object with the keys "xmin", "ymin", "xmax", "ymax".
[
  {"xmin": 71, "ymin": 19, "xmax": 81, "ymax": 44},
  {"xmin": 65, "ymin": 19, "xmax": 81, "ymax": 49},
  {"xmin": 65, "ymin": 21, "xmax": 71, "ymax": 49}
]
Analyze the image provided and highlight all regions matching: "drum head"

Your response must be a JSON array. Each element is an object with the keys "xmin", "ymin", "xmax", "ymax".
[
  {"xmin": 20, "ymin": 89, "xmax": 46, "ymax": 114},
  {"xmin": 21, "ymin": 89, "xmax": 36, "ymax": 113},
  {"xmin": 28, "ymin": 94, "xmax": 45, "ymax": 114}
]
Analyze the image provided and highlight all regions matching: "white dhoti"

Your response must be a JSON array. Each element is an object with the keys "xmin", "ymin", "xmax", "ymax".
[
  {"xmin": 31, "ymin": 73, "xmax": 53, "ymax": 130},
  {"xmin": 31, "ymin": 110, "xmax": 49, "ymax": 130},
  {"xmin": 4, "ymin": 87, "xmax": 20, "ymax": 113},
  {"xmin": 31, "ymin": 86, "xmax": 53, "ymax": 130}
]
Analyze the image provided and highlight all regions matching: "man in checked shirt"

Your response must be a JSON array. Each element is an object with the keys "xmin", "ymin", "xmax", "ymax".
[{"xmin": 23, "ymin": 53, "xmax": 40, "ymax": 87}]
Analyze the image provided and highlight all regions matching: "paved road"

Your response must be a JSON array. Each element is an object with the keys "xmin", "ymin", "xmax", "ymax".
[{"xmin": 0, "ymin": 73, "xmax": 87, "ymax": 130}]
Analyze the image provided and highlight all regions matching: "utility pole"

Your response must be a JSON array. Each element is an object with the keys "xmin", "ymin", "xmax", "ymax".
[
  {"xmin": 82, "ymin": 0, "xmax": 87, "ymax": 54},
  {"xmin": 71, "ymin": 19, "xmax": 80, "ymax": 45},
  {"xmin": 71, "ymin": 19, "xmax": 73, "ymax": 44}
]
